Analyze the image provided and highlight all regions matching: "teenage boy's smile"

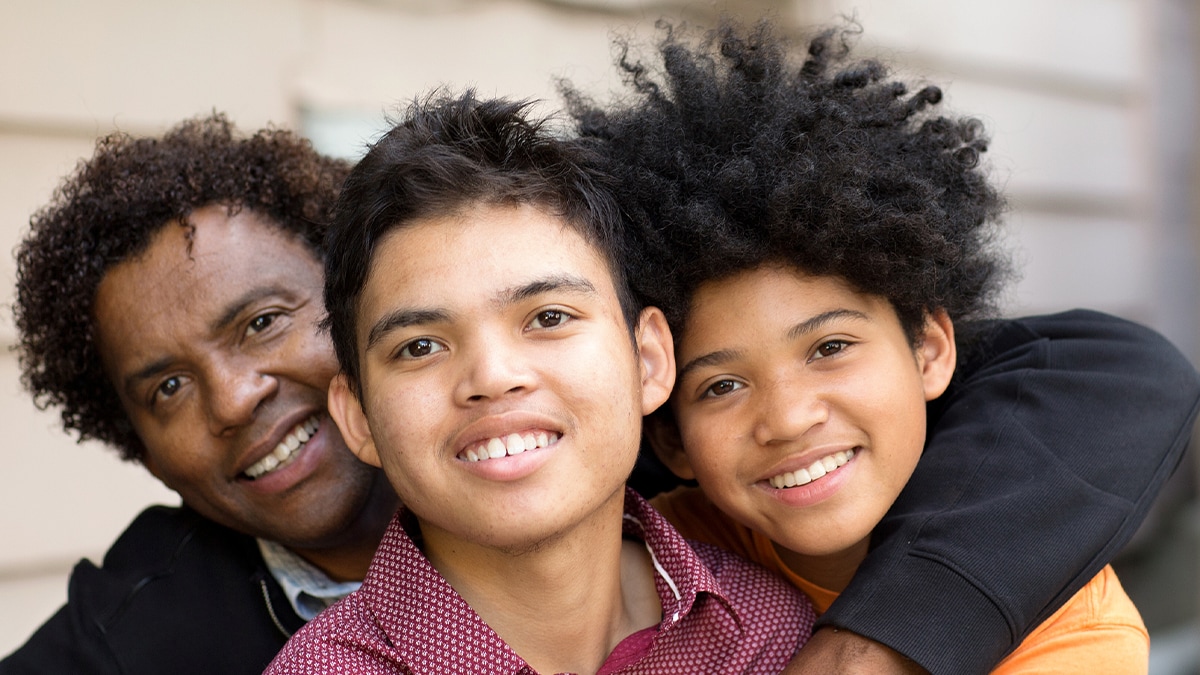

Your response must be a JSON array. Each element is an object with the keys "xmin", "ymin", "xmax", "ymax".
[
  {"xmin": 331, "ymin": 202, "xmax": 672, "ymax": 552},
  {"xmin": 664, "ymin": 264, "xmax": 954, "ymax": 585}
]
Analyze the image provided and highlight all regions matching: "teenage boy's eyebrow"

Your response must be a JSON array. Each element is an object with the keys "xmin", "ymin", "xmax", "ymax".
[
  {"xmin": 367, "ymin": 308, "xmax": 453, "ymax": 351},
  {"xmin": 364, "ymin": 275, "xmax": 597, "ymax": 350},
  {"xmin": 788, "ymin": 308, "xmax": 871, "ymax": 340},
  {"xmin": 676, "ymin": 308, "xmax": 870, "ymax": 383},
  {"xmin": 498, "ymin": 274, "xmax": 597, "ymax": 307}
]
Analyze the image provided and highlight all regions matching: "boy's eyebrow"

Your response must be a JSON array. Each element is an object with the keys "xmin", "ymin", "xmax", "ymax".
[
  {"xmin": 367, "ymin": 308, "xmax": 453, "ymax": 351},
  {"xmin": 676, "ymin": 308, "xmax": 871, "ymax": 382},
  {"xmin": 364, "ymin": 274, "xmax": 597, "ymax": 350},
  {"xmin": 499, "ymin": 274, "xmax": 597, "ymax": 306},
  {"xmin": 677, "ymin": 348, "xmax": 744, "ymax": 383},
  {"xmin": 788, "ymin": 308, "xmax": 871, "ymax": 340}
]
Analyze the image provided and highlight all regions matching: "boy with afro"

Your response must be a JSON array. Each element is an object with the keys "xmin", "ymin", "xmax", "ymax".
[{"xmin": 569, "ymin": 20, "xmax": 1157, "ymax": 673}]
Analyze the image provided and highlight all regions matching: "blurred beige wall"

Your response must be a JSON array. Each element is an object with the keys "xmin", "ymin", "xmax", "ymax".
[{"xmin": 2, "ymin": 0, "xmax": 1196, "ymax": 658}]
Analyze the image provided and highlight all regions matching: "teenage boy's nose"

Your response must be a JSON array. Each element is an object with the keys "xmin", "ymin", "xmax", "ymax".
[
  {"xmin": 456, "ymin": 336, "xmax": 537, "ymax": 404},
  {"xmin": 206, "ymin": 360, "xmax": 278, "ymax": 435},
  {"xmin": 752, "ymin": 377, "xmax": 829, "ymax": 447}
]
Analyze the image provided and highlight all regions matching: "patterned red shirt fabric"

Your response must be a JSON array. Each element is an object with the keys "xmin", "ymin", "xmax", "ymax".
[{"xmin": 265, "ymin": 488, "xmax": 814, "ymax": 674}]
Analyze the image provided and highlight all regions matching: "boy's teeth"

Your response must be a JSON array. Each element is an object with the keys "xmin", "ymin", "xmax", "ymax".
[
  {"xmin": 461, "ymin": 431, "xmax": 561, "ymax": 462},
  {"xmin": 768, "ymin": 449, "xmax": 855, "ymax": 490},
  {"xmin": 244, "ymin": 415, "xmax": 321, "ymax": 480}
]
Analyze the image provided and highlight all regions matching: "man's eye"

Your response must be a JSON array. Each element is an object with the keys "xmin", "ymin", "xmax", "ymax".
[
  {"xmin": 530, "ymin": 310, "xmax": 569, "ymax": 329},
  {"xmin": 398, "ymin": 338, "xmax": 444, "ymax": 359},
  {"xmin": 703, "ymin": 379, "xmax": 743, "ymax": 398},
  {"xmin": 155, "ymin": 376, "xmax": 182, "ymax": 402},
  {"xmin": 812, "ymin": 340, "xmax": 850, "ymax": 360},
  {"xmin": 246, "ymin": 313, "xmax": 278, "ymax": 336}
]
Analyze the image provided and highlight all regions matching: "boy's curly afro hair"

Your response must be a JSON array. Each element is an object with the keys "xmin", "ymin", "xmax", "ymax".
[
  {"xmin": 13, "ymin": 113, "xmax": 350, "ymax": 462},
  {"xmin": 565, "ymin": 20, "xmax": 1011, "ymax": 344}
]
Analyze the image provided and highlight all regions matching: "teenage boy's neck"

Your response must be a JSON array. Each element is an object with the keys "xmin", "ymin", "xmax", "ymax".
[{"xmin": 419, "ymin": 488, "xmax": 662, "ymax": 674}]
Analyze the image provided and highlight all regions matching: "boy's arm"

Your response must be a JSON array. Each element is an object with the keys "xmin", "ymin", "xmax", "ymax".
[{"xmin": 799, "ymin": 309, "xmax": 1200, "ymax": 675}]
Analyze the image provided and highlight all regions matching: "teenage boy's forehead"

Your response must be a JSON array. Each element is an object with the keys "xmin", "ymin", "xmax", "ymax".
[{"xmin": 356, "ymin": 204, "xmax": 619, "ymax": 321}]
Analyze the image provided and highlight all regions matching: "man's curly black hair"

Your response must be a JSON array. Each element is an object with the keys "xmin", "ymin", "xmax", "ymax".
[
  {"xmin": 565, "ymin": 20, "xmax": 1010, "ymax": 345},
  {"xmin": 13, "ymin": 113, "xmax": 350, "ymax": 462}
]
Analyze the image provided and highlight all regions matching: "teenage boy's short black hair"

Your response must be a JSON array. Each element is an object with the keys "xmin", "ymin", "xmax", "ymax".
[
  {"xmin": 324, "ymin": 91, "xmax": 638, "ymax": 390},
  {"xmin": 14, "ymin": 113, "xmax": 349, "ymax": 461},
  {"xmin": 566, "ymin": 20, "xmax": 1010, "ymax": 345}
]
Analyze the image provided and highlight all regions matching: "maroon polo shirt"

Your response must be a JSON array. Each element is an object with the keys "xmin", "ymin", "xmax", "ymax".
[{"xmin": 266, "ymin": 488, "xmax": 814, "ymax": 674}]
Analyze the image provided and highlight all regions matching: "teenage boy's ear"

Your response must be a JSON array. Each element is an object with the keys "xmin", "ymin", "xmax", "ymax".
[
  {"xmin": 328, "ymin": 373, "xmax": 382, "ymax": 468},
  {"xmin": 643, "ymin": 409, "xmax": 696, "ymax": 481},
  {"xmin": 634, "ymin": 306, "xmax": 676, "ymax": 415},
  {"xmin": 918, "ymin": 309, "xmax": 957, "ymax": 401}
]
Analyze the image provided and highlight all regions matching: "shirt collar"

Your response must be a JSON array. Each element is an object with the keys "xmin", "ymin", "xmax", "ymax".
[
  {"xmin": 257, "ymin": 538, "xmax": 362, "ymax": 621},
  {"xmin": 358, "ymin": 487, "xmax": 741, "ymax": 673}
]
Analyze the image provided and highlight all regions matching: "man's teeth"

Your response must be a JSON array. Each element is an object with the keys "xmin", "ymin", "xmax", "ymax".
[
  {"xmin": 461, "ymin": 431, "xmax": 559, "ymax": 462},
  {"xmin": 244, "ymin": 416, "xmax": 320, "ymax": 479},
  {"xmin": 768, "ymin": 449, "xmax": 855, "ymax": 489}
]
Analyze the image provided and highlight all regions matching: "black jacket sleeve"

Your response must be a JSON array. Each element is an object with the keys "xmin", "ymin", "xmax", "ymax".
[
  {"xmin": 817, "ymin": 309, "xmax": 1200, "ymax": 675},
  {"xmin": 0, "ymin": 506, "xmax": 301, "ymax": 675}
]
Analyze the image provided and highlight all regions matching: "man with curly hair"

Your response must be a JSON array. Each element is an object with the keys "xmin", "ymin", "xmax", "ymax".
[
  {"xmin": 566, "ymin": 20, "xmax": 1200, "ymax": 674},
  {"xmin": 2, "ymin": 114, "xmax": 399, "ymax": 674}
]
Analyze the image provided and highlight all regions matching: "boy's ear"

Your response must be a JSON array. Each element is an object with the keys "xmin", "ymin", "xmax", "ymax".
[
  {"xmin": 643, "ymin": 410, "xmax": 696, "ymax": 481},
  {"xmin": 634, "ymin": 306, "xmax": 676, "ymax": 416},
  {"xmin": 917, "ymin": 310, "xmax": 957, "ymax": 401},
  {"xmin": 327, "ymin": 373, "xmax": 381, "ymax": 468}
]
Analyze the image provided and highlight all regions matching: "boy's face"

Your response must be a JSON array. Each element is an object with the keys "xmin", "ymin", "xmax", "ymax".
[
  {"xmin": 661, "ymin": 265, "xmax": 954, "ymax": 569},
  {"xmin": 329, "ymin": 203, "xmax": 674, "ymax": 553}
]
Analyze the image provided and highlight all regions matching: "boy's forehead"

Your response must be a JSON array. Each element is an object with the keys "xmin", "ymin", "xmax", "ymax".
[{"xmin": 370, "ymin": 205, "xmax": 610, "ymax": 284}]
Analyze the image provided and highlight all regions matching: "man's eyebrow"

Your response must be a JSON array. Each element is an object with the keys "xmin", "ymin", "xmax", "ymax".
[
  {"xmin": 367, "ymin": 309, "xmax": 452, "ymax": 351},
  {"xmin": 125, "ymin": 357, "xmax": 176, "ymax": 397},
  {"xmin": 212, "ymin": 286, "xmax": 291, "ymax": 332}
]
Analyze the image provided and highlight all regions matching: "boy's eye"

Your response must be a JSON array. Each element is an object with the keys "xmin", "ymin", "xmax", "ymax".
[
  {"xmin": 398, "ymin": 338, "xmax": 444, "ymax": 359},
  {"xmin": 151, "ymin": 376, "xmax": 183, "ymax": 407},
  {"xmin": 703, "ymin": 379, "xmax": 743, "ymax": 398},
  {"xmin": 812, "ymin": 340, "xmax": 850, "ymax": 360},
  {"xmin": 530, "ymin": 309, "xmax": 568, "ymax": 329}
]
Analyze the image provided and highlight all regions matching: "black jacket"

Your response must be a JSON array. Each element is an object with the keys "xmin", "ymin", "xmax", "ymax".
[
  {"xmin": 4, "ymin": 310, "xmax": 1199, "ymax": 675},
  {"xmin": 0, "ymin": 506, "xmax": 304, "ymax": 675}
]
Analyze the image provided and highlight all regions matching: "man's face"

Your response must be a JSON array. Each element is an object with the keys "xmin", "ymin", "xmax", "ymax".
[
  {"xmin": 93, "ymin": 205, "xmax": 394, "ymax": 555},
  {"xmin": 330, "ymin": 203, "xmax": 673, "ymax": 554},
  {"xmin": 665, "ymin": 265, "xmax": 954, "ymax": 578}
]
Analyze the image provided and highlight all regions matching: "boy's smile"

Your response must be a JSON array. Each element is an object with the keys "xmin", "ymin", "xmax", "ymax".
[
  {"xmin": 664, "ymin": 264, "xmax": 954, "ymax": 589},
  {"xmin": 330, "ymin": 203, "xmax": 673, "ymax": 555}
]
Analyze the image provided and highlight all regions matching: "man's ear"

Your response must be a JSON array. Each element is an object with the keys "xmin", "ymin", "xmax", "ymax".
[
  {"xmin": 635, "ymin": 306, "xmax": 676, "ymax": 416},
  {"xmin": 643, "ymin": 410, "xmax": 696, "ymax": 481},
  {"xmin": 917, "ymin": 310, "xmax": 957, "ymax": 401},
  {"xmin": 328, "ymin": 373, "xmax": 381, "ymax": 468}
]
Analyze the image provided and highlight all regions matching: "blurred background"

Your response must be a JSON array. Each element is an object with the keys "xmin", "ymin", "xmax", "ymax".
[{"xmin": 2, "ymin": 0, "xmax": 1198, "ymax": 671}]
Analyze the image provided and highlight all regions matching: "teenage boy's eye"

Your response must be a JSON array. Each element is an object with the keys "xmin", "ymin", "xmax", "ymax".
[
  {"xmin": 530, "ymin": 309, "xmax": 568, "ymax": 329},
  {"xmin": 703, "ymin": 379, "xmax": 743, "ymax": 398},
  {"xmin": 398, "ymin": 338, "xmax": 444, "ymax": 359},
  {"xmin": 812, "ymin": 340, "xmax": 850, "ymax": 360}
]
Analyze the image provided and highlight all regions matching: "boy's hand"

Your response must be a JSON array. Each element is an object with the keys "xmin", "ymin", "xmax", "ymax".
[{"xmin": 783, "ymin": 627, "xmax": 928, "ymax": 675}]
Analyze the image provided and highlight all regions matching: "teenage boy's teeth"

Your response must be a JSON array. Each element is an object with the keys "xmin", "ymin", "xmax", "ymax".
[
  {"xmin": 244, "ymin": 415, "xmax": 321, "ymax": 479},
  {"xmin": 461, "ymin": 431, "xmax": 561, "ymax": 462},
  {"xmin": 768, "ymin": 449, "xmax": 855, "ymax": 490}
]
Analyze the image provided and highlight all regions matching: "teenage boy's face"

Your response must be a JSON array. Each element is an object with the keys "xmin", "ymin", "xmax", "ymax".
[
  {"xmin": 659, "ymin": 265, "xmax": 954, "ymax": 570},
  {"xmin": 330, "ymin": 203, "xmax": 674, "ymax": 553}
]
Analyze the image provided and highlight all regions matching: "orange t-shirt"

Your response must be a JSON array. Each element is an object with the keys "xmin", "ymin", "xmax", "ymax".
[{"xmin": 652, "ymin": 486, "xmax": 1149, "ymax": 674}]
